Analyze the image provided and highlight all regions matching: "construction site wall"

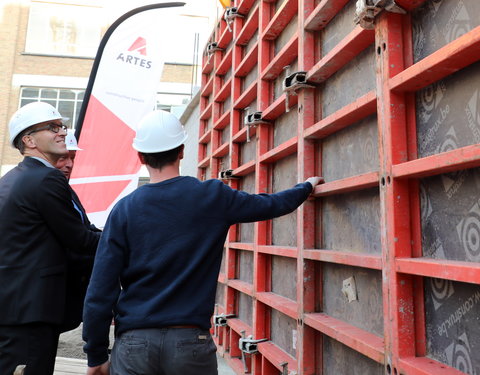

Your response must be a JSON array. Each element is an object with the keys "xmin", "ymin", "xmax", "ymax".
[{"xmin": 198, "ymin": 1, "xmax": 480, "ymax": 374}]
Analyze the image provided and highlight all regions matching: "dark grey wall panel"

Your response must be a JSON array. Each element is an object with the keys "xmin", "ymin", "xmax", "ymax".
[
  {"xmin": 239, "ymin": 173, "xmax": 256, "ymax": 243},
  {"xmin": 271, "ymin": 255, "xmax": 297, "ymax": 301},
  {"xmin": 412, "ymin": 0, "xmax": 480, "ymax": 63},
  {"xmin": 322, "ymin": 336, "xmax": 384, "ymax": 375},
  {"xmin": 424, "ymin": 278, "xmax": 480, "ymax": 374},
  {"xmin": 270, "ymin": 309, "xmax": 296, "ymax": 357},
  {"xmin": 421, "ymin": 168, "xmax": 480, "ymax": 262},
  {"xmin": 322, "ymin": 188, "xmax": 381, "ymax": 254},
  {"xmin": 322, "ymin": 264, "xmax": 383, "ymax": 337},
  {"xmin": 322, "ymin": 114, "xmax": 378, "ymax": 181},
  {"xmin": 321, "ymin": 0, "xmax": 356, "ymax": 56},
  {"xmin": 272, "ymin": 154, "xmax": 298, "ymax": 246}
]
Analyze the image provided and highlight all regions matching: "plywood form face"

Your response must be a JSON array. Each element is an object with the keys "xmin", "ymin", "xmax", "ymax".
[
  {"xmin": 321, "ymin": 45, "xmax": 376, "ymax": 117},
  {"xmin": 322, "ymin": 336, "xmax": 384, "ymax": 375},
  {"xmin": 216, "ymin": 282, "xmax": 226, "ymax": 309},
  {"xmin": 243, "ymin": 65, "xmax": 258, "ymax": 90},
  {"xmin": 237, "ymin": 250, "xmax": 254, "ymax": 284},
  {"xmin": 322, "ymin": 264, "xmax": 384, "ymax": 336},
  {"xmin": 322, "ymin": 189, "xmax": 381, "ymax": 254},
  {"xmin": 240, "ymin": 134, "xmax": 257, "ymax": 165},
  {"xmin": 270, "ymin": 309, "xmax": 297, "ymax": 358},
  {"xmin": 237, "ymin": 290, "xmax": 253, "ymax": 327},
  {"xmin": 412, "ymin": 0, "xmax": 480, "ymax": 63},
  {"xmin": 239, "ymin": 173, "xmax": 255, "ymax": 243},
  {"xmin": 273, "ymin": 108, "xmax": 298, "ymax": 148},
  {"xmin": 322, "ymin": 115, "xmax": 379, "ymax": 180},
  {"xmin": 416, "ymin": 62, "xmax": 480, "ymax": 158},
  {"xmin": 420, "ymin": 169, "xmax": 480, "ymax": 262},
  {"xmin": 272, "ymin": 154, "xmax": 297, "ymax": 246},
  {"xmin": 321, "ymin": 0, "xmax": 357, "ymax": 56},
  {"xmin": 424, "ymin": 278, "xmax": 480, "ymax": 372},
  {"xmin": 221, "ymin": 124, "xmax": 231, "ymax": 145},
  {"xmin": 271, "ymin": 255, "xmax": 297, "ymax": 301}
]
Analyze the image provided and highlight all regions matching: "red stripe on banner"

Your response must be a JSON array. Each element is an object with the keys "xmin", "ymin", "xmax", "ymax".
[
  {"xmin": 72, "ymin": 95, "xmax": 140, "ymax": 178},
  {"xmin": 72, "ymin": 180, "xmax": 131, "ymax": 213}
]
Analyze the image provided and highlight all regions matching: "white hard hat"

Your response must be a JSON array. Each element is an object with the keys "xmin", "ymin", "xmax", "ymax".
[
  {"xmin": 8, "ymin": 102, "xmax": 68, "ymax": 146},
  {"xmin": 65, "ymin": 129, "xmax": 82, "ymax": 151},
  {"xmin": 132, "ymin": 110, "xmax": 188, "ymax": 153}
]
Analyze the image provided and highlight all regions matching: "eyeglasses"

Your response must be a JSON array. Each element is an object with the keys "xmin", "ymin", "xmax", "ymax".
[{"xmin": 26, "ymin": 123, "xmax": 68, "ymax": 135}]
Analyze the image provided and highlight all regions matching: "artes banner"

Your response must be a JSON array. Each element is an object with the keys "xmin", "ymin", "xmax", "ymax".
[{"xmin": 71, "ymin": 2, "xmax": 185, "ymax": 227}]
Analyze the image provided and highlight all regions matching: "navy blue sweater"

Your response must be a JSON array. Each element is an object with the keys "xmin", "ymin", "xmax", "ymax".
[{"xmin": 83, "ymin": 176, "xmax": 312, "ymax": 366}]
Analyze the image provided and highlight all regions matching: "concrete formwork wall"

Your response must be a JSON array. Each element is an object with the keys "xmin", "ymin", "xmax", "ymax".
[{"xmin": 198, "ymin": 0, "xmax": 480, "ymax": 374}]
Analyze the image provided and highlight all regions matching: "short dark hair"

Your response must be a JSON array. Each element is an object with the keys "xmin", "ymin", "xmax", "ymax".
[
  {"xmin": 140, "ymin": 145, "xmax": 183, "ymax": 170},
  {"xmin": 13, "ymin": 127, "xmax": 33, "ymax": 154}
]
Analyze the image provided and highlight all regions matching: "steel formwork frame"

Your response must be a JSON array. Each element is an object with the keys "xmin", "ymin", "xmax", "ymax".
[{"xmin": 199, "ymin": 0, "xmax": 480, "ymax": 374}]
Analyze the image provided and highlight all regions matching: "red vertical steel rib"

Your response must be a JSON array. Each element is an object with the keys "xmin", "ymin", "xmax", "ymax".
[
  {"xmin": 298, "ymin": 1, "xmax": 316, "ymax": 372},
  {"xmin": 376, "ymin": 13, "xmax": 415, "ymax": 374}
]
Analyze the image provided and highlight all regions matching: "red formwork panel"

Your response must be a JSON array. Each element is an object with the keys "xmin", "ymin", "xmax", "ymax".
[{"xmin": 199, "ymin": 0, "xmax": 480, "ymax": 374}]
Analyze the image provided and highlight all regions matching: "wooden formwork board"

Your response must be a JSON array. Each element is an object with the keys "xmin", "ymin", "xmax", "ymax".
[{"xmin": 199, "ymin": 0, "xmax": 480, "ymax": 374}]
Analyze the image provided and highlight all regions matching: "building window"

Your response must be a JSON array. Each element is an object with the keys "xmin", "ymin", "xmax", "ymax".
[
  {"xmin": 25, "ymin": 2, "xmax": 103, "ymax": 58},
  {"xmin": 155, "ymin": 92, "xmax": 191, "ymax": 118},
  {"xmin": 20, "ymin": 87, "xmax": 85, "ymax": 128}
]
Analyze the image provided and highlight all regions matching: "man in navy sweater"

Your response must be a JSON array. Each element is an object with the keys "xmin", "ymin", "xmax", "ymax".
[{"xmin": 82, "ymin": 110, "xmax": 323, "ymax": 375}]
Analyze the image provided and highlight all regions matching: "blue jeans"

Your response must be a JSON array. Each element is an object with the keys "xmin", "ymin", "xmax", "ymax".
[{"xmin": 110, "ymin": 327, "xmax": 218, "ymax": 375}]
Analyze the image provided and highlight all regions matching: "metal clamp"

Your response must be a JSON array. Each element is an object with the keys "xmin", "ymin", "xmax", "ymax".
[
  {"xmin": 206, "ymin": 42, "xmax": 224, "ymax": 64},
  {"xmin": 224, "ymin": 7, "xmax": 244, "ymax": 32},
  {"xmin": 243, "ymin": 109, "xmax": 270, "ymax": 142},
  {"xmin": 239, "ymin": 331, "xmax": 268, "ymax": 373},
  {"xmin": 355, "ymin": 0, "xmax": 406, "ymax": 30},
  {"xmin": 218, "ymin": 169, "xmax": 237, "ymax": 180},
  {"xmin": 213, "ymin": 313, "xmax": 235, "ymax": 336},
  {"xmin": 282, "ymin": 66, "xmax": 314, "ymax": 112}
]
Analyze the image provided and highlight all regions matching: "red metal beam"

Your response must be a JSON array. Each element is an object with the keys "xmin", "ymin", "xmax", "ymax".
[
  {"xmin": 390, "ymin": 26, "xmax": 480, "ymax": 93},
  {"xmin": 236, "ymin": 3, "xmax": 259, "ymax": 46},
  {"xmin": 399, "ymin": 357, "xmax": 467, "ymax": 375},
  {"xmin": 229, "ymin": 242, "xmax": 254, "ymax": 251},
  {"xmin": 198, "ymin": 129, "xmax": 211, "ymax": 145},
  {"xmin": 235, "ymin": 43, "xmax": 258, "ymax": 77},
  {"xmin": 304, "ymin": 91, "xmax": 377, "ymax": 139},
  {"xmin": 214, "ymin": 77, "xmax": 232, "ymax": 102},
  {"xmin": 262, "ymin": 93, "xmax": 298, "ymax": 120},
  {"xmin": 232, "ymin": 125, "xmax": 257, "ymax": 143},
  {"xmin": 228, "ymin": 279, "xmax": 254, "ymax": 296},
  {"xmin": 212, "ymin": 141, "xmax": 229, "ymax": 158},
  {"xmin": 396, "ymin": 258, "xmax": 480, "ymax": 285},
  {"xmin": 311, "ymin": 171, "xmax": 379, "ymax": 197},
  {"xmin": 304, "ymin": 313, "xmax": 385, "ymax": 364},
  {"xmin": 392, "ymin": 144, "xmax": 480, "ymax": 179},
  {"xmin": 236, "ymin": 0, "xmax": 257, "ymax": 15},
  {"xmin": 200, "ymin": 101, "xmax": 213, "ymax": 120},
  {"xmin": 232, "ymin": 160, "xmax": 256, "ymax": 177},
  {"xmin": 258, "ymin": 342, "xmax": 297, "ymax": 374},
  {"xmin": 303, "ymin": 249, "xmax": 382, "ymax": 270},
  {"xmin": 261, "ymin": 35, "xmax": 298, "ymax": 80},
  {"xmin": 304, "ymin": 0, "xmax": 350, "ymax": 31},
  {"xmin": 257, "ymin": 245, "xmax": 298, "ymax": 258},
  {"xmin": 395, "ymin": 0, "xmax": 428, "ymax": 12},
  {"xmin": 198, "ymin": 155, "xmax": 210, "ymax": 168},
  {"xmin": 213, "ymin": 109, "xmax": 231, "ymax": 130},
  {"xmin": 307, "ymin": 26, "xmax": 374, "ymax": 83},
  {"xmin": 218, "ymin": 23, "xmax": 233, "ymax": 49},
  {"xmin": 263, "ymin": 0, "xmax": 298, "ymax": 41},
  {"xmin": 216, "ymin": 48, "xmax": 233, "ymax": 76},
  {"xmin": 201, "ymin": 75, "xmax": 214, "ymax": 97},
  {"xmin": 234, "ymin": 81, "xmax": 257, "ymax": 109},
  {"xmin": 259, "ymin": 136, "xmax": 297, "ymax": 164},
  {"xmin": 256, "ymin": 292, "xmax": 298, "ymax": 320}
]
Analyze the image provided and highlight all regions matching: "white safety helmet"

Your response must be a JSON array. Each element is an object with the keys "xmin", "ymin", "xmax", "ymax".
[
  {"xmin": 65, "ymin": 129, "xmax": 82, "ymax": 151},
  {"xmin": 132, "ymin": 110, "xmax": 188, "ymax": 153},
  {"xmin": 8, "ymin": 102, "xmax": 68, "ymax": 146}
]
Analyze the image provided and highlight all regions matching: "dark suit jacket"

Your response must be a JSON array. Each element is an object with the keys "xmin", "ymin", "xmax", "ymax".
[
  {"xmin": 61, "ymin": 187, "xmax": 101, "ymax": 332},
  {"xmin": 0, "ymin": 157, "xmax": 100, "ymax": 326}
]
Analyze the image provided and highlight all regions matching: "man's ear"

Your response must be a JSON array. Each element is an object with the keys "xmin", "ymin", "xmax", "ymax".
[
  {"xmin": 179, "ymin": 144, "xmax": 185, "ymax": 160},
  {"xmin": 22, "ymin": 134, "xmax": 36, "ymax": 149},
  {"xmin": 137, "ymin": 152, "xmax": 145, "ymax": 164}
]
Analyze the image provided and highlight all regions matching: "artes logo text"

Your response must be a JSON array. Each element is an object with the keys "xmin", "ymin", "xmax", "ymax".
[{"xmin": 116, "ymin": 37, "xmax": 152, "ymax": 69}]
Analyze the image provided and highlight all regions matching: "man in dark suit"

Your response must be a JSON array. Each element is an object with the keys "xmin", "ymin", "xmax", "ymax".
[
  {"xmin": 0, "ymin": 102, "xmax": 101, "ymax": 375},
  {"xmin": 55, "ymin": 129, "xmax": 101, "ymax": 333}
]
